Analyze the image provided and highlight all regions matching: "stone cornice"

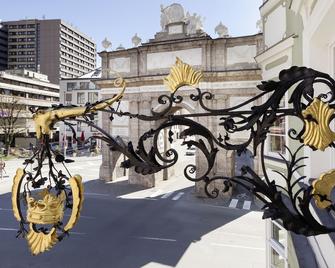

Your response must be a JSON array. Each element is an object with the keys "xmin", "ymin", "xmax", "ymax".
[
  {"xmin": 95, "ymin": 69, "xmax": 261, "ymax": 89},
  {"xmin": 255, "ymin": 34, "xmax": 295, "ymax": 65}
]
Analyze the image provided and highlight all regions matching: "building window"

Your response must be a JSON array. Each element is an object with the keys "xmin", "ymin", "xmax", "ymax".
[
  {"xmin": 268, "ymin": 97, "xmax": 286, "ymax": 155},
  {"xmin": 90, "ymin": 115, "xmax": 98, "ymax": 131},
  {"xmin": 77, "ymin": 121, "xmax": 82, "ymax": 132},
  {"xmin": 267, "ymin": 220, "xmax": 288, "ymax": 268},
  {"xmin": 88, "ymin": 92, "xmax": 98, "ymax": 103},
  {"xmin": 77, "ymin": 92, "xmax": 85, "ymax": 104},
  {"xmin": 67, "ymin": 82, "xmax": 76, "ymax": 90},
  {"xmin": 80, "ymin": 82, "xmax": 90, "ymax": 89},
  {"xmin": 65, "ymin": 93, "xmax": 72, "ymax": 104},
  {"xmin": 268, "ymin": 117, "xmax": 285, "ymax": 154}
]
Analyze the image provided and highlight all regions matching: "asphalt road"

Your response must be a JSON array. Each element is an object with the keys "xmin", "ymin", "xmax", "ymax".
[
  {"xmin": 0, "ymin": 175, "xmax": 266, "ymax": 268},
  {"xmin": 0, "ymin": 148, "xmax": 265, "ymax": 268}
]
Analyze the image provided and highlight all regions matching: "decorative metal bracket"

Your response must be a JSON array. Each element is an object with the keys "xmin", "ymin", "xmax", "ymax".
[{"xmin": 11, "ymin": 58, "xmax": 335, "ymax": 255}]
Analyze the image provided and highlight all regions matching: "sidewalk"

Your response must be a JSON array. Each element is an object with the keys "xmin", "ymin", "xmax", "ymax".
[{"xmin": 0, "ymin": 155, "xmax": 102, "ymax": 195}]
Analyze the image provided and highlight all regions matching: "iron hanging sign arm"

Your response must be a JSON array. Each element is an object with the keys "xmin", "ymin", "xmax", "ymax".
[{"xmin": 11, "ymin": 58, "xmax": 335, "ymax": 255}]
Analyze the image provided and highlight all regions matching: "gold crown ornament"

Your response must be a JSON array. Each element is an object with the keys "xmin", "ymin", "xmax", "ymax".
[
  {"xmin": 12, "ymin": 169, "xmax": 84, "ymax": 255},
  {"xmin": 26, "ymin": 189, "xmax": 66, "ymax": 225}
]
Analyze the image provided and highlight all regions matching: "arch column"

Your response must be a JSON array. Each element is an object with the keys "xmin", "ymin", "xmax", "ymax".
[
  {"xmin": 194, "ymin": 95, "xmax": 232, "ymax": 197},
  {"xmin": 128, "ymin": 97, "xmax": 155, "ymax": 187},
  {"xmin": 99, "ymin": 108, "xmax": 113, "ymax": 181}
]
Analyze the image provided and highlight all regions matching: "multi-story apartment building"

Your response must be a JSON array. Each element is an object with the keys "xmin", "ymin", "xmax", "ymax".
[
  {"xmin": 59, "ymin": 68, "xmax": 101, "ymax": 149},
  {"xmin": 3, "ymin": 19, "xmax": 96, "ymax": 84},
  {"xmin": 0, "ymin": 23, "xmax": 8, "ymax": 70},
  {"xmin": 0, "ymin": 69, "xmax": 59, "ymax": 141}
]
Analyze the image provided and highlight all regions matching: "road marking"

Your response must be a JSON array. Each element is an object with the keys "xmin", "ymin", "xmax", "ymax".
[
  {"xmin": 243, "ymin": 200, "xmax": 251, "ymax": 210},
  {"xmin": 211, "ymin": 243, "xmax": 265, "ymax": 251},
  {"xmin": 229, "ymin": 198, "xmax": 238, "ymax": 208},
  {"xmin": 84, "ymin": 192, "xmax": 110, "ymax": 197},
  {"xmin": 64, "ymin": 214, "xmax": 95, "ymax": 219},
  {"xmin": 135, "ymin": 236, "xmax": 177, "ymax": 242},
  {"xmin": 172, "ymin": 192, "xmax": 184, "ymax": 200},
  {"xmin": 0, "ymin": 227, "xmax": 86, "ymax": 236},
  {"xmin": 0, "ymin": 208, "xmax": 12, "ymax": 211},
  {"xmin": 149, "ymin": 189, "xmax": 162, "ymax": 198},
  {"xmin": 161, "ymin": 191, "xmax": 174, "ymax": 199},
  {"xmin": 57, "ymin": 231, "xmax": 86, "ymax": 235},
  {"xmin": 0, "ymin": 227, "xmax": 17, "ymax": 232}
]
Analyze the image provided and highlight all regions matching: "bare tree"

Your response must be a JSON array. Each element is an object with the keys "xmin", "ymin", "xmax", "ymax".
[{"xmin": 0, "ymin": 96, "xmax": 25, "ymax": 156}]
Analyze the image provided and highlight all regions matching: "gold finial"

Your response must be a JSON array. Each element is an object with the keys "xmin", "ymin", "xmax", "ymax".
[
  {"xmin": 302, "ymin": 98, "xmax": 335, "ymax": 151},
  {"xmin": 163, "ymin": 57, "xmax": 203, "ymax": 93},
  {"xmin": 26, "ymin": 190, "xmax": 66, "ymax": 225},
  {"xmin": 312, "ymin": 169, "xmax": 335, "ymax": 209},
  {"xmin": 33, "ymin": 77, "xmax": 126, "ymax": 139}
]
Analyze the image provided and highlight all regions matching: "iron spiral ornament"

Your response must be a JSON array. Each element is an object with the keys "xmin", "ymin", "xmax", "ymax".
[{"xmin": 11, "ymin": 59, "xmax": 335, "ymax": 255}]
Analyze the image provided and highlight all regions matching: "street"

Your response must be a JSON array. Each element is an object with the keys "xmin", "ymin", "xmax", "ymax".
[{"xmin": 0, "ymin": 156, "xmax": 266, "ymax": 268}]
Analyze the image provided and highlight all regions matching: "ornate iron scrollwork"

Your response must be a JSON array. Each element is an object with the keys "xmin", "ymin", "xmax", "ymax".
[
  {"xmin": 11, "ymin": 78, "xmax": 125, "ymax": 255},
  {"xmin": 11, "ymin": 59, "xmax": 335, "ymax": 255},
  {"xmin": 103, "ymin": 62, "xmax": 335, "ymax": 236}
]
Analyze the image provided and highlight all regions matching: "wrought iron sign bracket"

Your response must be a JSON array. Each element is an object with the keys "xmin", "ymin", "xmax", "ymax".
[{"xmin": 10, "ymin": 58, "xmax": 335, "ymax": 255}]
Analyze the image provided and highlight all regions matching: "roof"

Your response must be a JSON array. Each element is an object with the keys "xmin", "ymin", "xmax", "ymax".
[{"xmin": 78, "ymin": 67, "xmax": 102, "ymax": 79}]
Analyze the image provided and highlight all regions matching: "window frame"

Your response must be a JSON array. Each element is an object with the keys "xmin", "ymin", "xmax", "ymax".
[
  {"xmin": 267, "ymin": 220, "xmax": 289, "ymax": 268},
  {"xmin": 266, "ymin": 93, "xmax": 288, "ymax": 158},
  {"xmin": 77, "ymin": 92, "xmax": 85, "ymax": 104}
]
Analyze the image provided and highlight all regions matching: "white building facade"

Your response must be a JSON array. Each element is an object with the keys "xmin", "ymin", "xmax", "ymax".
[
  {"xmin": 256, "ymin": 0, "xmax": 335, "ymax": 267},
  {"xmin": 59, "ymin": 68, "xmax": 102, "ymax": 151}
]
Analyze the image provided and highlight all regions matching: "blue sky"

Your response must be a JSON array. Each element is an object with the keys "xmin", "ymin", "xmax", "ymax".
[{"xmin": 1, "ymin": 0, "xmax": 262, "ymax": 55}]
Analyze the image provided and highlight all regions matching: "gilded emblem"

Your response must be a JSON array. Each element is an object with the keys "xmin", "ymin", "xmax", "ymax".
[
  {"xmin": 11, "ymin": 76, "xmax": 125, "ymax": 255},
  {"xmin": 312, "ymin": 169, "xmax": 335, "ymax": 209},
  {"xmin": 26, "ymin": 190, "xmax": 66, "ymax": 225},
  {"xmin": 302, "ymin": 98, "xmax": 335, "ymax": 151},
  {"xmin": 12, "ymin": 170, "xmax": 84, "ymax": 255},
  {"xmin": 164, "ymin": 57, "xmax": 203, "ymax": 93}
]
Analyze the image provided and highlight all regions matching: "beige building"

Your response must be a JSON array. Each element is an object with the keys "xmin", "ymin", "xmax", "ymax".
[
  {"xmin": 0, "ymin": 69, "xmax": 59, "ymax": 142},
  {"xmin": 256, "ymin": 0, "xmax": 335, "ymax": 267},
  {"xmin": 96, "ymin": 4, "xmax": 264, "ymax": 190},
  {"xmin": 3, "ymin": 19, "xmax": 96, "ymax": 83}
]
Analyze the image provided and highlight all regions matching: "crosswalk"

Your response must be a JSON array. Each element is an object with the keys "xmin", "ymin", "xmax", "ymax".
[
  {"xmin": 146, "ymin": 190, "xmax": 185, "ymax": 201},
  {"xmin": 144, "ymin": 191, "xmax": 253, "ymax": 210},
  {"xmin": 94, "ymin": 188, "xmax": 255, "ymax": 210},
  {"xmin": 228, "ymin": 198, "xmax": 253, "ymax": 210}
]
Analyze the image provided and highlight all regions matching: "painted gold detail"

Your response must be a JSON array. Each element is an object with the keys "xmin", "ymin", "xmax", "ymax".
[
  {"xmin": 312, "ymin": 169, "xmax": 335, "ymax": 209},
  {"xmin": 33, "ymin": 77, "xmax": 126, "ymax": 139},
  {"xmin": 302, "ymin": 98, "xmax": 335, "ymax": 151},
  {"xmin": 64, "ymin": 175, "xmax": 84, "ymax": 231},
  {"xmin": 163, "ymin": 57, "xmax": 203, "ymax": 93},
  {"xmin": 12, "ymin": 168, "xmax": 24, "ymax": 222},
  {"xmin": 27, "ymin": 224, "xmax": 58, "ymax": 256},
  {"xmin": 26, "ymin": 189, "xmax": 66, "ymax": 225}
]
